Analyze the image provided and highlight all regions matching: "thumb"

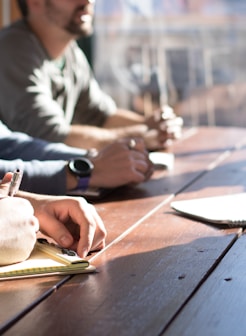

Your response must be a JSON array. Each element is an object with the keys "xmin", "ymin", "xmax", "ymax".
[
  {"xmin": 40, "ymin": 215, "xmax": 74, "ymax": 249},
  {"xmin": 0, "ymin": 172, "xmax": 13, "ymax": 196}
]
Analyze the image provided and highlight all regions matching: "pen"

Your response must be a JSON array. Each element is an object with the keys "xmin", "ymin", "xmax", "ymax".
[{"xmin": 8, "ymin": 169, "xmax": 23, "ymax": 197}]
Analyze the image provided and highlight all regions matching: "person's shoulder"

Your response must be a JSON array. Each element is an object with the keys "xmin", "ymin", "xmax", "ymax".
[
  {"xmin": 0, "ymin": 20, "xmax": 33, "ymax": 49},
  {"xmin": 0, "ymin": 19, "xmax": 30, "ymax": 38},
  {"xmin": 0, "ymin": 20, "xmax": 44, "ymax": 60}
]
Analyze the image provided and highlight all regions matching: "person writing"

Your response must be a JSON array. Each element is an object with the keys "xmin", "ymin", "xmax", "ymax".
[
  {"xmin": 0, "ymin": 0, "xmax": 183, "ymax": 151},
  {"xmin": 0, "ymin": 171, "xmax": 106, "ymax": 265},
  {"xmin": 0, "ymin": 121, "xmax": 153, "ymax": 195}
]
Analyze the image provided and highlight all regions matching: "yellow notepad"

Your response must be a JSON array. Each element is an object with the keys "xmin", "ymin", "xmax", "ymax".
[{"xmin": 0, "ymin": 238, "xmax": 96, "ymax": 280}]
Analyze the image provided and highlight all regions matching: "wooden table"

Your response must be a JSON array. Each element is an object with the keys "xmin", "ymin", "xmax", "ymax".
[{"xmin": 1, "ymin": 126, "xmax": 246, "ymax": 336}]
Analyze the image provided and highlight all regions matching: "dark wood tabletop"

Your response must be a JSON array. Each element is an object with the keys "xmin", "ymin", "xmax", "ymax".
[{"xmin": 1, "ymin": 126, "xmax": 246, "ymax": 336}]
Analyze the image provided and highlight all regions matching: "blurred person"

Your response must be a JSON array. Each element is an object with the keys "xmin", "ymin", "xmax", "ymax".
[
  {"xmin": 0, "ymin": 0, "xmax": 182, "ymax": 151},
  {"xmin": 0, "ymin": 121, "xmax": 153, "ymax": 195}
]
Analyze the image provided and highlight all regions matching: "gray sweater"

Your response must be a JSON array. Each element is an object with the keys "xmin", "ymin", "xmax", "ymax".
[{"xmin": 0, "ymin": 20, "xmax": 116, "ymax": 142}]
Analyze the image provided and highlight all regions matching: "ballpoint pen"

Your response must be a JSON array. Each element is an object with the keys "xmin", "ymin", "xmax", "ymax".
[{"xmin": 8, "ymin": 169, "xmax": 23, "ymax": 197}]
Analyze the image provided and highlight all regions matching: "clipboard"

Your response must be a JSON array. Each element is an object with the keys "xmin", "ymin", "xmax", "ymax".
[{"xmin": 171, "ymin": 193, "xmax": 246, "ymax": 227}]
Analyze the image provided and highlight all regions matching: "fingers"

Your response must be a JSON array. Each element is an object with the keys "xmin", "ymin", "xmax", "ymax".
[
  {"xmin": 160, "ymin": 116, "xmax": 183, "ymax": 135},
  {"xmin": 90, "ymin": 138, "xmax": 154, "ymax": 188},
  {"xmin": 122, "ymin": 138, "xmax": 154, "ymax": 182},
  {"xmin": 129, "ymin": 149, "xmax": 154, "ymax": 181},
  {"xmin": 77, "ymin": 203, "xmax": 106, "ymax": 257},
  {"xmin": 115, "ymin": 137, "xmax": 154, "ymax": 181},
  {"xmin": 159, "ymin": 107, "xmax": 183, "ymax": 138},
  {"xmin": 121, "ymin": 137, "xmax": 146, "ymax": 153},
  {"xmin": 145, "ymin": 105, "xmax": 183, "ymax": 150},
  {"xmin": 40, "ymin": 214, "xmax": 75, "ymax": 248},
  {"xmin": 159, "ymin": 117, "xmax": 183, "ymax": 147},
  {"xmin": 1, "ymin": 172, "xmax": 13, "ymax": 184},
  {"xmin": 0, "ymin": 172, "xmax": 13, "ymax": 197},
  {"xmin": 36, "ymin": 197, "xmax": 106, "ymax": 258}
]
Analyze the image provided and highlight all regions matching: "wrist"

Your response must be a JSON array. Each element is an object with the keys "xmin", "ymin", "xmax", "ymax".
[
  {"xmin": 66, "ymin": 158, "xmax": 94, "ymax": 191},
  {"xmin": 66, "ymin": 165, "xmax": 78, "ymax": 190},
  {"xmin": 66, "ymin": 167, "xmax": 92, "ymax": 192}
]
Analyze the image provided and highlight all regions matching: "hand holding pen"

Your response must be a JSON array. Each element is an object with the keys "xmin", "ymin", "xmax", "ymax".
[{"xmin": 8, "ymin": 169, "xmax": 23, "ymax": 197}]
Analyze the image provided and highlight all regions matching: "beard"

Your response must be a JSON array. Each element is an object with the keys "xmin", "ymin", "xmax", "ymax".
[
  {"xmin": 45, "ymin": 0, "xmax": 94, "ymax": 38},
  {"xmin": 65, "ymin": 17, "xmax": 94, "ymax": 37}
]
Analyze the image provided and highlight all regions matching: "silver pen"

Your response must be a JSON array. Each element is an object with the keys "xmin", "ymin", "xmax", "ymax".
[{"xmin": 8, "ymin": 169, "xmax": 23, "ymax": 197}]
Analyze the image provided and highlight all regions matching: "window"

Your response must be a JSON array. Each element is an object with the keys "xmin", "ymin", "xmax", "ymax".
[{"xmin": 94, "ymin": 0, "xmax": 246, "ymax": 127}]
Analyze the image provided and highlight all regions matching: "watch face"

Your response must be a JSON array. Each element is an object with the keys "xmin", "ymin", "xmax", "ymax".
[{"xmin": 69, "ymin": 158, "xmax": 93, "ymax": 177}]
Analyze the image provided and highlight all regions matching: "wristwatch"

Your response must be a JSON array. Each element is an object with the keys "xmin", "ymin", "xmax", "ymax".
[{"xmin": 68, "ymin": 158, "xmax": 94, "ymax": 190}]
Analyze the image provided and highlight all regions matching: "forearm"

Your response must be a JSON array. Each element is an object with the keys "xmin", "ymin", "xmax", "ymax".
[
  {"xmin": 103, "ymin": 109, "xmax": 145, "ymax": 128},
  {"xmin": 65, "ymin": 120, "xmax": 150, "ymax": 151},
  {"xmin": 0, "ymin": 159, "xmax": 67, "ymax": 195},
  {"xmin": 65, "ymin": 125, "xmax": 117, "ymax": 150},
  {"xmin": 0, "ymin": 131, "xmax": 87, "ymax": 161}
]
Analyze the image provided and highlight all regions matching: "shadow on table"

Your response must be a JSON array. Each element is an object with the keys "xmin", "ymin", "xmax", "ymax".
[{"xmin": 59, "ymin": 233, "xmax": 238, "ymax": 336}]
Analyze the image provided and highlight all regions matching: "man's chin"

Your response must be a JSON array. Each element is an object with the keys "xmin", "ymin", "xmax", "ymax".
[
  {"xmin": 80, "ymin": 24, "xmax": 93, "ymax": 37},
  {"xmin": 66, "ymin": 24, "xmax": 93, "ymax": 37}
]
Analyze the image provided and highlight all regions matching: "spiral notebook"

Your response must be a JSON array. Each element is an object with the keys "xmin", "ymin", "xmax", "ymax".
[
  {"xmin": 171, "ymin": 193, "xmax": 246, "ymax": 227},
  {"xmin": 0, "ymin": 238, "xmax": 96, "ymax": 280}
]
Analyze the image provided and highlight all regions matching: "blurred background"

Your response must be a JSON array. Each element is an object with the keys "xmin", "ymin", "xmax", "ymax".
[
  {"xmin": 1, "ymin": 0, "xmax": 246, "ymax": 127},
  {"xmin": 93, "ymin": 0, "xmax": 246, "ymax": 127}
]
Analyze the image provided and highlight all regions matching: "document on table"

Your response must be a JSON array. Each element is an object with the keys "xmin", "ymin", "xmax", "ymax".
[
  {"xmin": 149, "ymin": 152, "xmax": 174, "ymax": 170},
  {"xmin": 171, "ymin": 193, "xmax": 246, "ymax": 227}
]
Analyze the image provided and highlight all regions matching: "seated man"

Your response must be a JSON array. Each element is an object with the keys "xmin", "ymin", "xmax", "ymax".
[
  {"xmin": 0, "ymin": 0, "xmax": 183, "ymax": 151},
  {"xmin": 0, "ymin": 121, "xmax": 153, "ymax": 195},
  {"xmin": 0, "ymin": 172, "xmax": 106, "ymax": 265}
]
